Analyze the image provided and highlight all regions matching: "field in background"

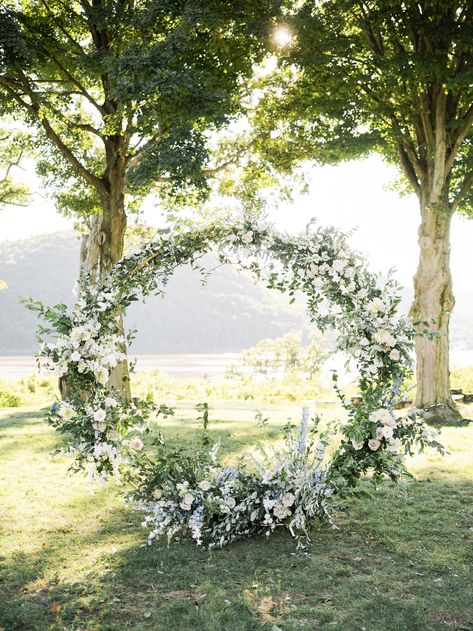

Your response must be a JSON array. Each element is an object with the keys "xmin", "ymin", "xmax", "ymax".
[
  {"xmin": 1, "ymin": 403, "xmax": 472, "ymax": 631},
  {"xmin": 5, "ymin": 362, "xmax": 473, "ymax": 411}
]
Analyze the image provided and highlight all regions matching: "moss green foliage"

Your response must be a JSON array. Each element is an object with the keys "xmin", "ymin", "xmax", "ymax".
[{"xmin": 1, "ymin": 405, "xmax": 472, "ymax": 630}]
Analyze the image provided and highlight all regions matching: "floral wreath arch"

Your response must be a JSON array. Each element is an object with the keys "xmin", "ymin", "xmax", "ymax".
[{"xmin": 32, "ymin": 219, "xmax": 442, "ymax": 548}]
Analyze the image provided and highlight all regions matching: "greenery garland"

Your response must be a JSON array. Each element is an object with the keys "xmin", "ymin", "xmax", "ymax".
[{"xmin": 27, "ymin": 218, "xmax": 443, "ymax": 547}]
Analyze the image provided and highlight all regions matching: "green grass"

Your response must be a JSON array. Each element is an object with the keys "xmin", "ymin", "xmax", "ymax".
[{"xmin": 1, "ymin": 404, "xmax": 472, "ymax": 631}]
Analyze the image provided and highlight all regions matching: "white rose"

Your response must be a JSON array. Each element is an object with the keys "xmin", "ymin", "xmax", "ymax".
[
  {"xmin": 306, "ymin": 262, "xmax": 319, "ymax": 278},
  {"xmin": 368, "ymin": 439, "xmax": 381, "ymax": 451},
  {"xmin": 60, "ymin": 405, "xmax": 75, "ymax": 421},
  {"xmin": 369, "ymin": 408, "xmax": 395, "ymax": 426},
  {"xmin": 389, "ymin": 349, "xmax": 400, "ymax": 361},
  {"xmin": 351, "ymin": 439, "xmax": 364, "ymax": 450},
  {"xmin": 382, "ymin": 414, "xmax": 397, "ymax": 428},
  {"xmin": 375, "ymin": 425, "xmax": 394, "ymax": 440},
  {"xmin": 357, "ymin": 288, "xmax": 369, "ymax": 300},
  {"xmin": 281, "ymin": 492, "xmax": 295, "ymax": 507},
  {"xmin": 93, "ymin": 409, "xmax": 106, "ymax": 423},
  {"xmin": 332, "ymin": 259, "xmax": 347, "ymax": 272},
  {"xmin": 387, "ymin": 438, "xmax": 401, "ymax": 453},
  {"xmin": 70, "ymin": 351, "xmax": 81, "ymax": 362},
  {"xmin": 373, "ymin": 329, "xmax": 396, "ymax": 348},
  {"xmin": 241, "ymin": 230, "xmax": 254, "ymax": 244},
  {"xmin": 225, "ymin": 496, "xmax": 236, "ymax": 509},
  {"xmin": 93, "ymin": 422, "xmax": 107, "ymax": 433},
  {"xmin": 263, "ymin": 498, "xmax": 276, "ymax": 511},
  {"xmin": 180, "ymin": 493, "xmax": 194, "ymax": 511},
  {"xmin": 273, "ymin": 504, "xmax": 290, "ymax": 520},
  {"xmin": 198, "ymin": 480, "xmax": 211, "ymax": 492},
  {"xmin": 129, "ymin": 437, "xmax": 144, "ymax": 451},
  {"xmin": 105, "ymin": 397, "xmax": 118, "ymax": 408},
  {"xmin": 97, "ymin": 368, "xmax": 109, "ymax": 386},
  {"xmin": 153, "ymin": 489, "xmax": 163, "ymax": 500},
  {"xmin": 367, "ymin": 298, "xmax": 385, "ymax": 314},
  {"xmin": 382, "ymin": 425, "xmax": 394, "ymax": 440}
]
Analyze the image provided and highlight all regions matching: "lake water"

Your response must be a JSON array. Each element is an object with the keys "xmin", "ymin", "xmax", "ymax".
[
  {"xmin": 0, "ymin": 353, "xmax": 240, "ymax": 381},
  {"xmin": 2, "ymin": 350, "xmax": 473, "ymax": 382}
]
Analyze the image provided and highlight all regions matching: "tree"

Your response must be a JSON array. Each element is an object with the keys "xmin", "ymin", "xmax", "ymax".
[
  {"xmin": 0, "ymin": 127, "xmax": 29, "ymax": 209},
  {"xmin": 250, "ymin": 0, "xmax": 473, "ymax": 424},
  {"xmin": 0, "ymin": 124, "xmax": 30, "ymax": 290},
  {"xmin": 230, "ymin": 332, "xmax": 327, "ymax": 380},
  {"xmin": 0, "ymin": 0, "xmax": 282, "ymax": 401}
]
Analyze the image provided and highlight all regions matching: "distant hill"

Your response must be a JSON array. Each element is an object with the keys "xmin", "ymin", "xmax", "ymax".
[
  {"xmin": 0, "ymin": 232, "xmax": 309, "ymax": 354},
  {"xmin": 1, "ymin": 231, "xmax": 472, "ymax": 355}
]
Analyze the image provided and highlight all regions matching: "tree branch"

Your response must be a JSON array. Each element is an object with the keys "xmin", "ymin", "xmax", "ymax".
[
  {"xmin": 445, "ymin": 101, "xmax": 473, "ymax": 174},
  {"xmin": 0, "ymin": 73, "xmax": 105, "ymax": 195},
  {"xmin": 395, "ymin": 141, "xmax": 421, "ymax": 195},
  {"xmin": 451, "ymin": 172, "xmax": 473, "ymax": 213},
  {"xmin": 39, "ymin": 0, "xmax": 87, "ymax": 56}
]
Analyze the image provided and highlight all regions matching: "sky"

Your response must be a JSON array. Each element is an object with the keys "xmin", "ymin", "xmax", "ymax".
[{"xmin": 2, "ymin": 153, "xmax": 473, "ymax": 292}]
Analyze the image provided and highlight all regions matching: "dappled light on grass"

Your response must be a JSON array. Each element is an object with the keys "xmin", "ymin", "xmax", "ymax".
[{"xmin": 1, "ymin": 406, "xmax": 472, "ymax": 630}]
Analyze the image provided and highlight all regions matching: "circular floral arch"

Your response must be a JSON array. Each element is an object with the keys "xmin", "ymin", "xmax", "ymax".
[{"xmin": 33, "ymin": 219, "xmax": 441, "ymax": 548}]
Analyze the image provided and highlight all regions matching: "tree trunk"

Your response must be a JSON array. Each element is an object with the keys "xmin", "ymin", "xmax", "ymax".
[
  {"xmin": 74, "ymin": 156, "xmax": 131, "ymax": 405},
  {"xmin": 410, "ymin": 200, "xmax": 462, "ymax": 425},
  {"xmin": 99, "ymin": 162, "xmax": 131, "ymax": 404}
]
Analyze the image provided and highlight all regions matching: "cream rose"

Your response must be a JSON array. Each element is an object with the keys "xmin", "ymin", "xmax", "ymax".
[
  {"xmin": 129, "ymin": 437, "xmax": 144, "ymax": 451},
  {"xmin": 368, "ymin": 438, "xmax": 381, "ymax": 451}
]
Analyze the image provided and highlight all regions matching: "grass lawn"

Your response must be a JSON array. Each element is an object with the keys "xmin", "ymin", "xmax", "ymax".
[{"xmin": 1, "ymin": 403, "xmax": 472, "ymax": 631}]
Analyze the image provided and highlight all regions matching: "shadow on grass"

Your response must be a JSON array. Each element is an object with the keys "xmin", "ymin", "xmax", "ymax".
[
  {"xmin": 1, "ymin": 408, "xmax": 472, "ymax": 630},
  {"xmin": 1, "ymin": 478, "xmax": 473, "ymax": 631}
]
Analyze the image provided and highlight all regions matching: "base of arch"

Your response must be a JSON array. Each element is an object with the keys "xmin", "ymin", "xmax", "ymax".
[{"xmin": 420, "ymin": 402, "xmax": 471, "ymax": 427}]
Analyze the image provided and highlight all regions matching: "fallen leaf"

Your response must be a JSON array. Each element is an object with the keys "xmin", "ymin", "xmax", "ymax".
[
  {"xmin": 257, "ymin": 596, "xmax": 274, "ymax": 621},
  {"xmin": 51, "ymin": 603, "xmax": 61, "ymax": 614}
]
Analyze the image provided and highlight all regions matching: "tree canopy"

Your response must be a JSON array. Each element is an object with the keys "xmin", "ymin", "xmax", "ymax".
[{"xmin": 0, "ymin": 0, "xmax": 283, "ymax": 220}]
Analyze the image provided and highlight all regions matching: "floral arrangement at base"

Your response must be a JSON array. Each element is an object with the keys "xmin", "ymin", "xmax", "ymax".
[{"xmin": 130, "ymin": 409, "xmax": 334, "ymax": 549}]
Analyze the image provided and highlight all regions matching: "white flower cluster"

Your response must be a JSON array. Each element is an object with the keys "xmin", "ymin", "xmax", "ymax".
[
  {"xmin": 53, "ymin": 393, "xmax": 149, "ymax": 481},
  {"xmin": 40, "ymin": 320, "xmax": 126, "ymax": 386},
  {"xmin": 351, "ymin": 407, "xmax": 401, "ymax": 453},
  {"xmin": 141, "ymin": 457, "xmax": 332, "ymax": 549}
]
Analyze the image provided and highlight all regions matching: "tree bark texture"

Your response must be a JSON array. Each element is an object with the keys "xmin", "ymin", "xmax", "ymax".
[{"xmin": 410, "ymin": 200, "xmax": 462, "ymax": 424}]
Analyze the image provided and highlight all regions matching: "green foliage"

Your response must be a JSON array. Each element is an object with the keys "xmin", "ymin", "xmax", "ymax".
[
  {"xmin": 132, "ymin": 370, "xmax": 326, "ymax": 404},
  {"xmin": 251, "ymin": 1, "xmax": 473, "ymax": 213},
  {"xmin": 0, "ymin": 125, "xmax": 30, "ymax": 209},
  {"xmin": 0, "ymin": 0, "xmax": 284, "ymax": 219},
  {"xmin": 450, "ymin": 365, "xmax": 473, "ymax": 393},
  {"xmin": 0, "ymin": 374, "xmax": 57, "ymax": 408}
]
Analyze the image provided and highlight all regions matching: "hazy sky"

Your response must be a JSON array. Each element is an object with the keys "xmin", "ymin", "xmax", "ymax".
[{"xmin": 2, "ymin": 154, "xmax": 473, "ymax": 292}]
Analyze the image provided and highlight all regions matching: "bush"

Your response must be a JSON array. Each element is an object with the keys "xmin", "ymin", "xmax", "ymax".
[
  {"xmin": 0, "ymin": 375, "xmax": 58, "ymax": 408},
  {"xmin": 0, "ymin": 387, "xmax": 24, "ymax": 407}
]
